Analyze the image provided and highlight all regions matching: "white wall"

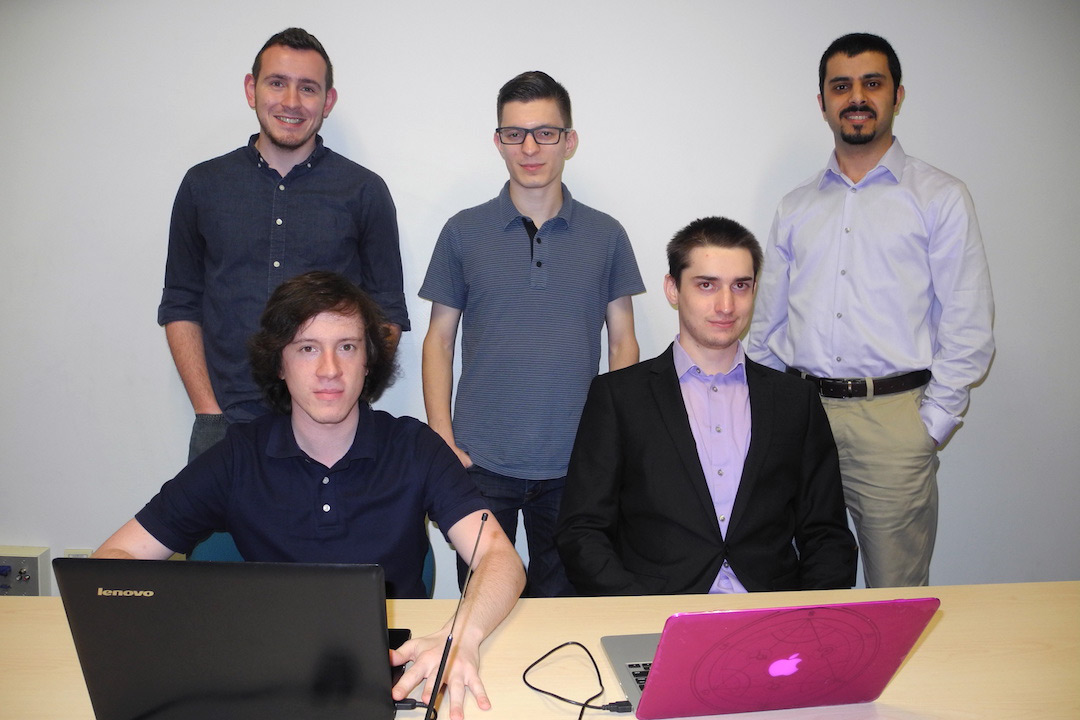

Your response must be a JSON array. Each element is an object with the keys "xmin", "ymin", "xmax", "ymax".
[{"xmin": 1, "ymin": 0, "xmax": 1077, "ymax": 598}]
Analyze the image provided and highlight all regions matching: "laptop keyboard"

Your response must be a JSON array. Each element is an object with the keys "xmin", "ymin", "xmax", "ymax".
[{"xmin": 626, "ymin": 661, "xmax": 652, "ymax": 690}]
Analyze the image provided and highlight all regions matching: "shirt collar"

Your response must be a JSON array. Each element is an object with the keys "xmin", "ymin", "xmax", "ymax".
[
  {"xmin": 266, "ymin": 403, "xmax": 378, "ymax": 464},
  {"xmin": 821, "ymin": 136, "xmax": 907, "ymax": 188},
  {"xmin": 672, "ymin": 334, "xmax": 748, "ymax": 382},
  {"xmin": 244, "ymin": 133, "xmax": 329, "ymax": 175},
  {"xmin": 496, "ymin": 181, "xmax": 574, "ymax": 231}
]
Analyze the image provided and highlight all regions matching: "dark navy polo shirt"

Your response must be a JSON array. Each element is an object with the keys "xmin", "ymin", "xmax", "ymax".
[{"xmin": 137, "ymin": 405, "xmax": 484, "ymax": 598}]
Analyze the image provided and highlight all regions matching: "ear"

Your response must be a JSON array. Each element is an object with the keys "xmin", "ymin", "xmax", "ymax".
[
  {"xmin": 817, "ymin": 93, "xmax": 825, "ymax": 116},
  {"xmin": 322, "ymin": 87, "xmax": 338, "ymax": 118},
  {"xmin": 563, "ymin": 128, "xmax": 579, "ymax": 160},
  {"xmin": 663, "ymin": 274, "xmax": 680, "ymax": 307},
  {"xmin": 245, "ymin": 73, "xmax": 257, "ymax": 109},
  {"xmin": 894, "ymin": 84, "xmax": 905, "ymax": 115}
]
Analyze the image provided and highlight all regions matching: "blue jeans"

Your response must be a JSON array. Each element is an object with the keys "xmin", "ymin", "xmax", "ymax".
[
  {"xmin": 187, "ymin": 413, "xmax": 230, "ymax": 462},
  {"xmin": 457, "ymin": 465, "xmax": 576, "ymax": 597},
  {"xmin": 188, "ymin": 400, "xmax": 268, "ymax": 461},
  {"xmin": 186, "ymin": 414, "xmax": 240, "ymax": 560}
]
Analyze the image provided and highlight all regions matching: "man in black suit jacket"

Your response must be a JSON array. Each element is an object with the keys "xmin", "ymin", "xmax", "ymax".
[{"xmin": 556, "ymin": 217, "xmax": 856, "ymax": 595}]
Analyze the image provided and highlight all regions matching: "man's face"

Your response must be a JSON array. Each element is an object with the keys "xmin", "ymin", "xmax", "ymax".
[
  {"xmin": 664, "ymin": 246, "xmax": 756, "ymax": 359},
  {"xmin": 818, "ymin": 51, "xmax": 904, "ymax": 149},
  {"xmin": 280, "ymin": 310, "xmax": 367, "ymax": 429},
  {"xmin": 495, "ymin": 98, "xmax": 577, "ymax": 193},
  {"xmin": 245, "ymin": 45, "xmax": 337, "ymax": 154}
]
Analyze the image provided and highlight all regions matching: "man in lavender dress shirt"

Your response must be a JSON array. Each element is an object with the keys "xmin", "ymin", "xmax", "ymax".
[
  {"xmin": 556, "ymin": 217, "xmax": 856, "ymax": 595},
  {"xmin": 747, "ymin": 34, "xmax": 994, "ymax": 588}
]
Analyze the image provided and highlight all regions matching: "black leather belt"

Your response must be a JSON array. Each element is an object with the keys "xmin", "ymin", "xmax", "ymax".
[{"xmin": 786, "ymin": 368, "xmax": 931, "ymax": 398}]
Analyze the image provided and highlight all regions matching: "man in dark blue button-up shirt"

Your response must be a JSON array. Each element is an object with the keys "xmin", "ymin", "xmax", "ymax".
[{"xmin": 158, "ymin": 28, "xmax": 409, "ymax": 464}]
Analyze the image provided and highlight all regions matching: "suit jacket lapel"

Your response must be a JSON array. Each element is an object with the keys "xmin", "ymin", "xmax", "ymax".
[
  {"xmin": 728, "ymin": 359, "xmax": 773, "ymax": 537},
  {"xmin": 649, "ymin": 345, "xmax": 725, "ymax": 538}
]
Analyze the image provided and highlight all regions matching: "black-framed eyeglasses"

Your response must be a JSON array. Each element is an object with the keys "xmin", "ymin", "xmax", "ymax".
[{"xmin": 495, "ymin": 126, "xmax": 571, "ymax": 145}]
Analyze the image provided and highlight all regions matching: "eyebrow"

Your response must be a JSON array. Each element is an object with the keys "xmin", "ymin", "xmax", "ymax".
[
  {"xmin": 828, "ymin": 71, "xmax": 888, "ymax": 85},
  {"xmin": 288, "ymin": 335, "xmax": 363, "ymax": 345},
  {"xmin": 691, "ymin": 275, "xmax": 755, "ymax": 284},
  {"xmin": 263, "ymin": 72, "xmax": 324, "ymax": 90}
]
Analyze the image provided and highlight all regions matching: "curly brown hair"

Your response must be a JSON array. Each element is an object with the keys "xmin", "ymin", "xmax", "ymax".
[{"xmin": 249, "ymin": 271, "xmax": 397, "ymax": 413}]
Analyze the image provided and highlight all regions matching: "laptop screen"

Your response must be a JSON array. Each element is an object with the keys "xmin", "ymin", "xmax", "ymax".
[
  {"xmin": 603, "ymin": 597, "xmax": 939, "ymax": 719},
  {"xmin": 53, "ymin": 558, "xmax": 397, "ymax": 720}
]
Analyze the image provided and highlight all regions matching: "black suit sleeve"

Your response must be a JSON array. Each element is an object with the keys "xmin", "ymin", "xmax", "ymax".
[
  {"xmin": 792, "ymin": 385, "xmax": 859, "ymax": 589},
  {"xmin": 556, "ymin": 375, "xmax": 648, "ymax": 595}
]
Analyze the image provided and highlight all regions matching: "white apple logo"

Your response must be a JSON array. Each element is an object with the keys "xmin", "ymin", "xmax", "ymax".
[{"xmin": 768, "ymin": 653, "xmax": 802, "ymax": 677}]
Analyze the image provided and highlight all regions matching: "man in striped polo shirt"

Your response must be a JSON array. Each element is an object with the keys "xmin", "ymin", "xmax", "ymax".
[{"xmin": 420, "ymin": 71, "xmax": 645, "ymax": 597}]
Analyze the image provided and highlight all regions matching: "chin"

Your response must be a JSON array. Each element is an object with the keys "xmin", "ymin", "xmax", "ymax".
[
  {"xmin": 313, "ymin": 412, "xmax": 353, "ymax": 426},
  {"xmin": 840, "ymin": 130, "xmax": 878, "ymax": 146}
]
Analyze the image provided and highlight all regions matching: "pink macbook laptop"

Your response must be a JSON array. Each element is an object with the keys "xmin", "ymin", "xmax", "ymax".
[{"xmin": 601, "ymin": 597, "xmax": 939, "ymax": 718}]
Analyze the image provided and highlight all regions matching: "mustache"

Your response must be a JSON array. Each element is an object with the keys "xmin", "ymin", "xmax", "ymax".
[{"xmin": 841, "ymin": 104, "xmax": 877, "ymax": 118}]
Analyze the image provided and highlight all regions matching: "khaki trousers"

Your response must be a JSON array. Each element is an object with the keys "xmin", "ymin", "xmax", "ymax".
[{"xmin": 822, "ymin": 387, "xmax": 939, "ymax": 588}]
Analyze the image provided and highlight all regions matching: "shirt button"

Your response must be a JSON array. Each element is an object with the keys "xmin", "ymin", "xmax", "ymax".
[
  {"xmin": 278, "ymin": 184, "xmax": 285, "ymax": 191},
  {"xmin": 840, "ymin": 269, "xmax": 847, "ymax": 276},
  {"xmin": 845, "ymin": 227, "xmax": 851, "ymax": 233},
  {"xmin": 836, "ymin": 312, "xmax": 843, "ymax": 318},
  {"xmin": 273, "ymin": 260, "xmax": 281, "ymax": 268},
  {"xmin": 717, "ymin": 469, "xmax": 724, "ymax": 476},
  {"xmin": 850, "ymin": 187, "xmax": 857, "ymax": 193},
  {"xmin": 719, "ymin": 515, "xmax": 726, "ymax": 522},
  {"xmin": 836, "ymin": 356, "xmax": 843, "ymax": 362},
  {"xmin": 276, "ymin": 218, "xmax": 283, "ymax": 225},
  {"xmin": 322, "ymin": 504, "xmax": 331, "ymax": 512},
  {"xmin": 536, "ymin": 237, "xmax": 542, "ymax": 244},
  {"xmin": 536, "ymin": 261, "xmax": 542, "ymax": 267},
  {"xmin": 711, "ymin": 386, "xmax": 718, "ymax": 392},
  {"xmin": 715, "ymin": 425, "xmax": 722, "ymax": 433},
  {"xmin": 322, "ymin": 477, "xmax": 330, "ymax": 485}
]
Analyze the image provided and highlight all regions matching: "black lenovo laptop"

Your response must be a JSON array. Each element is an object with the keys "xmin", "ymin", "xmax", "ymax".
[{"xmin": 53, "ymin": 558, "xmax": 399, "ymax": 720}]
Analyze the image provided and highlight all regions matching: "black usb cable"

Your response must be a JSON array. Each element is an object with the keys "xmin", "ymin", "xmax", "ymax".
[{"xmin": 523, "ymin": 641, "xmax": 633, "ymax": 719}]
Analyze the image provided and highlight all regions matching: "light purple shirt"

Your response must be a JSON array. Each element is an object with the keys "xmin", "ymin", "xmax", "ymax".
[
  {"xmin": 747, "ymin": 139, "xmax": 994, "ymax": 444},
  {"xmin": 673, "ymin": 336, "xmax": 751, "ymax": 594}
]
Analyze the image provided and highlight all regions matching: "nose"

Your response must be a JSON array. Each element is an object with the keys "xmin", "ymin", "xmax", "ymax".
[
  {"xmin": 317, "ymin": 351, "xmax": 341, "ymax": 378},
  {"xmin": 282, "ymin": 84, "xmax": 301, "ymax": 109},
  {"xmin": 521, "ymin": 131, "xmax": 540, "ymax": 154},
  {"xmin": 715, "ymin": 288, "xmax": 734, "ymax": 314}
]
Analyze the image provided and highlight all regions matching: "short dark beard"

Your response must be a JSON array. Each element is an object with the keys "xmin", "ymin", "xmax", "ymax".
[
  {"xmin": 838, "ymin": 104, "xmax": 877, "ymax": 145},
  {"xmin": 840, "ymin": 128, "xmax": 877, "ymax": 145},
  {"xmin": 262, "ymin": 122, "xmax": 313, "ymax": 151}
]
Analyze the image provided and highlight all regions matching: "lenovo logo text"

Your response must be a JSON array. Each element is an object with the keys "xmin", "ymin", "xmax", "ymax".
[{"xmin": 97, "ymin": 588, "xmax": 155, "ymax": 597}]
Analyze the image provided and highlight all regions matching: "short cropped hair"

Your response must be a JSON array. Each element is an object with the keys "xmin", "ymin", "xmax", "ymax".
[
  {"xmin": 819, "ymin": 33, "xmax": 902, "ymax": 102},
  {"xmin": 497, "ymin": 71, "xmax": 573, "ymax": 128},
  {"xmin": 249, "ymin": 271, "xmax": 396, "ymax": 413},
  {"xmin": 252, "ymin": 27, "xmax": 334, "ymax": 91},
  {"xmin": 666, "ymin": 217, "xmax": 763, "ymax": 287}
]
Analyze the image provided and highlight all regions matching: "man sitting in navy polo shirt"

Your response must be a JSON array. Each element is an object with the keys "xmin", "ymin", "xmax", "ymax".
[{"xmin": 95, "ymin": 271, "xmax": 526, "ymax": 720}]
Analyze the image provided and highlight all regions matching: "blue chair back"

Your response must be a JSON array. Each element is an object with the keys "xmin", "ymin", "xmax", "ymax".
[
  {"xmin": 187, "ymin": 531, "xmax": 243, "ymax": 562},
  {"xmin": 188, "ymin": 531, "xmax": 436, "ymax": 598}
]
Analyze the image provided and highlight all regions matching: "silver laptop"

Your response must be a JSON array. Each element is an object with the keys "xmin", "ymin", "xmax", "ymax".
[
  {"xmin": 602, "ymin": 597, "xmax": 939, "ymax": 719},
  {"xmin": 53, "ymin": 558, "xmax": 398, "ymax": 720}
]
